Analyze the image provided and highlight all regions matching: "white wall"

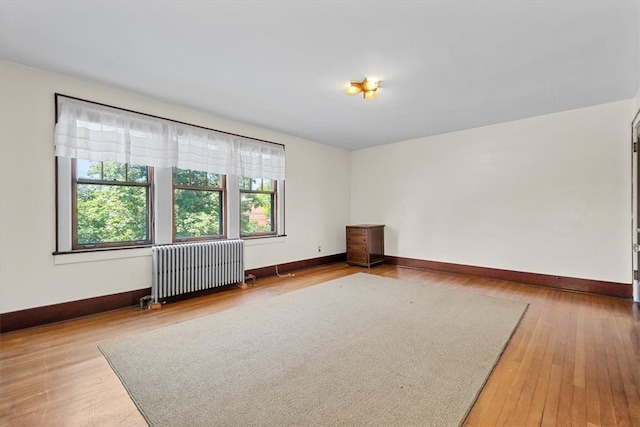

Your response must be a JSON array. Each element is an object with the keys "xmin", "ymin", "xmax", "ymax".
[
  {"xmin": 351, "ymin": 100, "xmax": 635, "ymax": 283},
  {"xmin": 0, "ymin": 61, "xmax": 351, "ymax": 313}
]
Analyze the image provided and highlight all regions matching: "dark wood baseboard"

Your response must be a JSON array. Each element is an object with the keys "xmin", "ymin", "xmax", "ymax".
[
  {"xmin": 7, "ymin": 252, "xmax": 622, "ymax": 333},
  {"xmin": 385, "ymin": 256, "xmax": 632, "ymax": 298},
  {"xmin": 0, "ymin": 253, "xmax": 348, "ymax": 334},
  {"xmin": 0, "ymin": 288, "xmax": 151, "ymax": 334},
  {"xmin": 246, "ymin": 253, "xmax": 347, "ymax": 279}
]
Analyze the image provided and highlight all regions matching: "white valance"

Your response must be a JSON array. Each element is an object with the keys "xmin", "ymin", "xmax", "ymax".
[{"xmin": 54, "ymin": 97, "xmax": 285, "ymax": 180}]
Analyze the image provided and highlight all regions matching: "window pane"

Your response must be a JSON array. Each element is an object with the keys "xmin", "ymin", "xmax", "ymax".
[
  {"xmin": 174, "ymin": 189, "xmax": 222, "ymax": 238},
  {"xmin": 239, "ymin": 177, "xmax": 251, "ymax": 190},
  {"xmin": 173, "ymin": 168, "xmax": 190, "ymax": 186},
  {"xmin": 251, "ymin": 178, "xmax": 262, "ymax": 191},
  {"xmin": 102, "ymin": 161, "xmax": 126, "ymax": 181},
  {"xmin": 127, "ymin": 164, "xmax": 148, "ymax": 182},
  {"xmin": 241, "ymin": 192, "xmax": 274, "ymax": 234},
  {"xmin": 191, "ymin": 170, "xmax": 207, "ymax": 187},
  {"xmin": 263, "ymin": 179, "xmax": 273, "ymax": 191},
  {"xmin": 76, "ymin": 184, "xmax": 148, "ymax": 245},
  {"xmin": 77, "ymin": 159, "xmax": 102, "ymax": 180},
  {"xmin": 207, "ymin": 173, "xmax": 221, "ymax": 188}
]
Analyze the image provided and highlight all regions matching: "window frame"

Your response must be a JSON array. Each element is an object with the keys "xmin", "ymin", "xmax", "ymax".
[
  {"xmin": 54, "ymin": 95, "xmax": 286, "ymax": 255},
  {"xmin": 71, "ymin": 159, "xmax": 154, "ymax": 250},
  {"xmin": 172, "ymin": 168, "xmax": 227, "ymax": 242},
  {"xmin": 239, "ymin": 177, "xmax": 277, "ymax": 238}
]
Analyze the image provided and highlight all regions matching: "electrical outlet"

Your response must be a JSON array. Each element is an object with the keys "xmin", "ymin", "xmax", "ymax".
[{"xmin": 318, "ymin": 246, "xmax": 321, "ymax": 253}]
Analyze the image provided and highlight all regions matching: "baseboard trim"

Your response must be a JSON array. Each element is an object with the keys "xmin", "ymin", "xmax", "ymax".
[
  {"xmin": 7, "ymin": 253, "xmax": 619, "ymax": 333},
  {"xmin": 386, "ymin": 256, "xmax": 632, "ymax": 298},
  {"xmin": 0, "ymin": 288, "xmax": 151, "ymax": 334},
  {"xmin": 1, "ymin": 253, "xmax": 348, "ymax": 333},
  {"xmin": 246, "ymin": 253, "xmax": 347, "ymax": 279}
]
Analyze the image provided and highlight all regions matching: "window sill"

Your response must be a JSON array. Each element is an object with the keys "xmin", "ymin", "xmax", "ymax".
[
  {"xmin": 53, "ymin": 247, "xmax": 152, "ymax": 265},
  {"xmin": 242, "ymin": 235, "xmax": 287, "ymax": 246},
  {"xmin": 52, "ymin": 237, "xmax": 286, "ymax": 264}
]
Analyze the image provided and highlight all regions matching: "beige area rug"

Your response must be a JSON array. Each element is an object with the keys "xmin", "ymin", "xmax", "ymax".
[{"xmin": 99, "ymin": 273, "xmax": 528, "ymax": 426}]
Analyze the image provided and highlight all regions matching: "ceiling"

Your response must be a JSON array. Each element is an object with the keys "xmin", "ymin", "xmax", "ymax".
[{"xmin": 1, "ymin": 1, "xmax": 638, "ymax": 151}]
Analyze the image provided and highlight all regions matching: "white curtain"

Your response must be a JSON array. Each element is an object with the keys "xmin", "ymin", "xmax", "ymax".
[{"xmin": 54, "ymin": 97, "xmax": 285, "ymax": 180}]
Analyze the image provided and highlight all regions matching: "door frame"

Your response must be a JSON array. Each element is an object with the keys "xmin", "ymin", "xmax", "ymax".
[{"xmin": 632, "ymin": 107, "xmax": 640, "ymax": 303}]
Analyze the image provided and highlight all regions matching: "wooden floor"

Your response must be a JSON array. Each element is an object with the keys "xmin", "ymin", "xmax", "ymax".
[{"xmin": 1, "ymin": 263, "xmax": 639, "ymax": 426}]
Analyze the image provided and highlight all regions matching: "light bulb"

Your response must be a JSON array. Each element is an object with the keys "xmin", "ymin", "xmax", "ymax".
[
  {"xmin": 364, "ymin": 90, "xmax": 377, "ymax": 100},
  {"xmin": 345, "ymin": 82, "xmax": 362, "ymax": 95},
  {"xmin": 363, "ymin": 77, "xmax": 379, "ymax": 91}
]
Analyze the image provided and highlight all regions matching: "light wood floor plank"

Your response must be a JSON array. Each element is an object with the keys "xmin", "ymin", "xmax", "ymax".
[
  {"xmin": 584, "ymin": 307, "xmax": 602, "ymax": 427},
  {"xmin": 594, "ymin": 314, "xmax": 618, "ymax": 427},
  {"xmin": 524, "ymin": 321, "xmax": 556, "ymax": 426}
]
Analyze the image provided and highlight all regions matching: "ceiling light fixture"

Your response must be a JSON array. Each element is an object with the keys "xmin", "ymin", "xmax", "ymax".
[{"xmin": 345, "ymin": 77, "xmax": 380, "ymax": 100}]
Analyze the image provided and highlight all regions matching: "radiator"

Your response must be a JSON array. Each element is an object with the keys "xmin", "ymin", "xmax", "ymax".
[{"xmin": 151, "ymin": 240, "xmax": 244, "ymax": 302}]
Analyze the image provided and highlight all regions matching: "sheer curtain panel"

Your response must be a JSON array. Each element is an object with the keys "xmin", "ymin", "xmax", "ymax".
[{"xmin": 54, "ymin": 96, "xmax": 285, "ymax": 179}]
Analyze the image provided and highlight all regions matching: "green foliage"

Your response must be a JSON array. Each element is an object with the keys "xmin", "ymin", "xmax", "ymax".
[
  {"xmin": 174, "ymin": 189, "xmax": 222, "ymax": 238},
  {"xmin": 77, "ymin": 184, "xmax": 148, "ymax": 244},
  {"xmin": 239, "ymin": 177, "xmax": 275, "ymax": 235},
  {"xmin": 173, "ymin": 167, "xmax": 190, "ymax": 185},
  {"xmin": 173, "ymin": 168, "xmax": 221, "ymax": 188},
  {"xmin": 76, "ymin": 161, "xmax": 149, "ymax": 245},
  {"xmin": 173, "ymin": 168, "xmax": 223, "ymax": 239},
  {"xmin": 239, "ymin": 177, "xmax": 273, "ymax": 191},
  {"xmin": 75, "ymin": 162, "xmax": 274, "ymax": 245},
  {"xmin": 240, "ymin": 192, "xmax": 273, "ymax": 234},
  {"xmin": 79, "ymin": 160, "xmax": 147, "ymax": 182},
  {"xmin": 127, "ymin": 164, "xmax": 148, "ymax": 182}
]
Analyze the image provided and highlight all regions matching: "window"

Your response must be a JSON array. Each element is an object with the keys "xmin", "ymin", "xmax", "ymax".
[
  {"xmin": 173, "ymin": 168, "xmax": 225, "ymax": 241},
  {"xmin": 239, "ymin": 177, "xmax": 276, "ymax": 237},
  {"xmin": 55, "ymin": 95, "xmax": 286, "ymax": 253},
  {"xmin": 73, "ymin": 159, "xmax": 152, "ymax": 249}
]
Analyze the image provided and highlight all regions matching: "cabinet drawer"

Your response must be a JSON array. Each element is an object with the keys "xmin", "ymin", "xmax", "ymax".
[
  {"xmin": 346, "ymin": 235, "xmax": 368, "ymax": 245},
  {"xmin": 347, "ymin": 244, "xmax": 368, "ymax": 253},
  {"xmin": 347, "ymin": 227, "xmax": 369, "ymax": 236},
  {"xmin": 347, "ymin": 253, "xmax": 369, "ymax": 264}
]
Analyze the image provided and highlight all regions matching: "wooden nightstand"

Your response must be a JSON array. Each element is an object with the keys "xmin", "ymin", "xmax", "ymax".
[{"xmin": 346, "ymin": 225, "xmax": 385, "ymax": 267}]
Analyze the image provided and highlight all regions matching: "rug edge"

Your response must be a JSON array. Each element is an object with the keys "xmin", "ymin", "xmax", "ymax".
[
  {"xmin": 98, "ymin": 344, "xmax": 154, "ymax": 426},
  {"xmin": 458, "ymin": 302, "xmax": 530, "ymax": 426}
]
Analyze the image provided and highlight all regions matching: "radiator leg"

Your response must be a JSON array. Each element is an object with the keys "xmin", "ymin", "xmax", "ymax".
[
  {"xmin": 245, "ymin": 274, "xmax": 256, "ymax": 286},
  {"xmin": 139, "ymin": 295, "xmax": 152, "ymax": 309},
  {"xmin": 139, "ymin": 295, "xmax": 163, "ymax": 310}
]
